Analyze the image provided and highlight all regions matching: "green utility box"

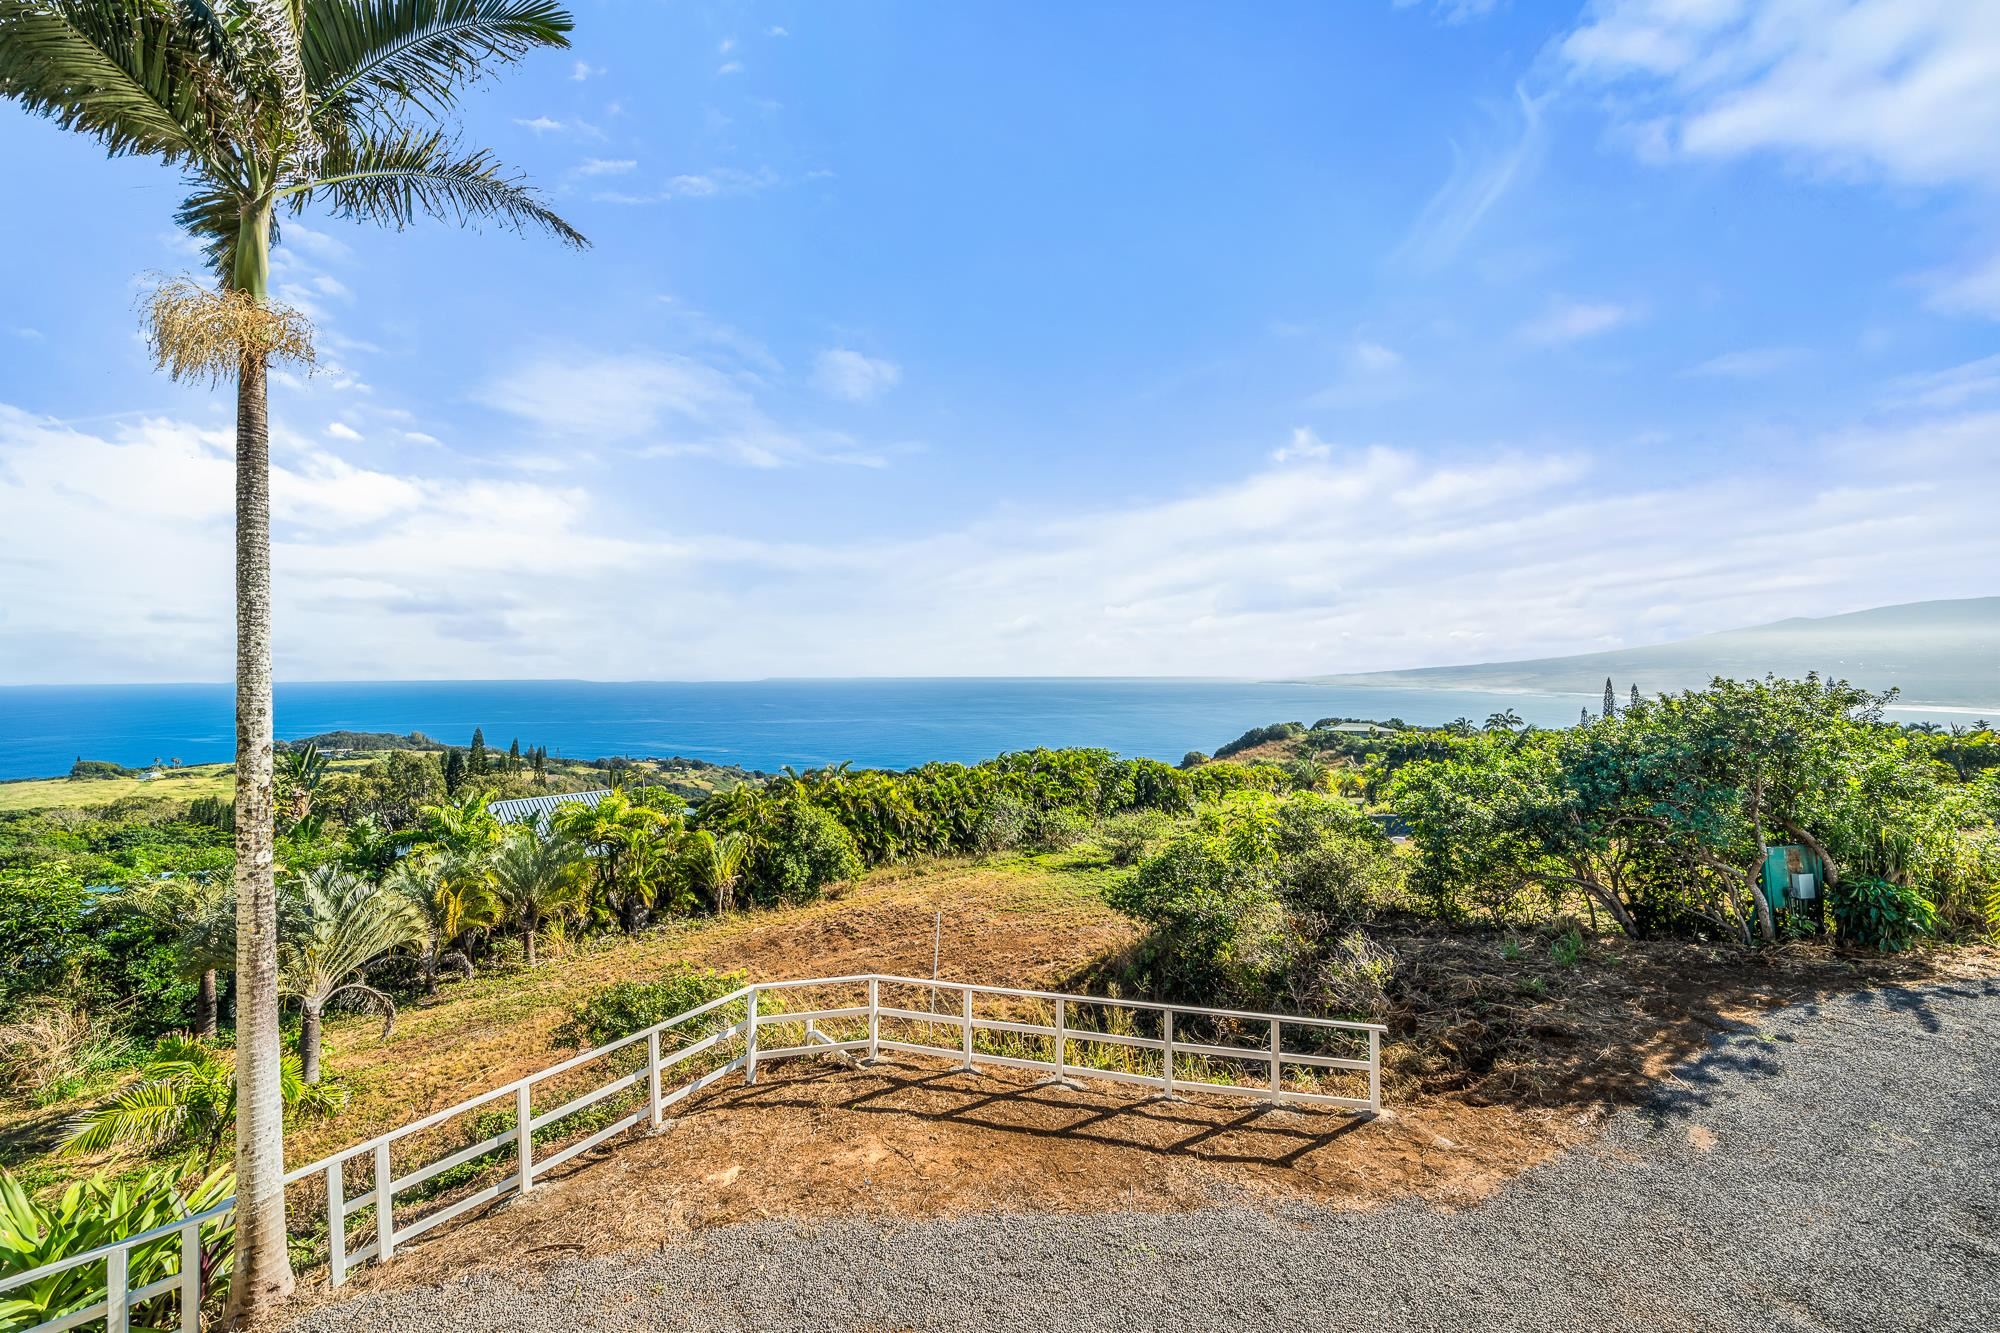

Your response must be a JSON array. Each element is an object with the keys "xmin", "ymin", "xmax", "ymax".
[{"xmin": 1761, "ymin": 844, "xmax": 1824, "ymax": 912}]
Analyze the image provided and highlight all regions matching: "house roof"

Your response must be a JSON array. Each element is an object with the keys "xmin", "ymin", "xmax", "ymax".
[{"xmin": 488, "ymin": 788, "xmax": 610, "ymax": 836}]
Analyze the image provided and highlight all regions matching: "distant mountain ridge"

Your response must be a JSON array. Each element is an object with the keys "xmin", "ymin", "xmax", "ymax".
[{"xmin": 1307, "ymin": 598, "xmax": 2000, "ymax": 709}]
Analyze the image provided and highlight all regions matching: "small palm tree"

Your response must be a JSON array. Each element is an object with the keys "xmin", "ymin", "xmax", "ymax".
[
  {"xmin": 487, "ymin": 828, "xmax": 582, "ymax": 965},
  {"xmin": 553, "ymin": 789, "xmax": 672, "ymax": 933},
  {"xmin": 688, "ymin": 830, "xmax": 752, "ymax": 914},
  {"xmin": 384, "ymin": 852, "xmax": 499, "ymax": 995},
  {"xmin": 279, "ymin": 865, "xmax": 423, "ymax": 1084},
  {"xmin": 121, "ymin": 872, "xmax": 234, "ymax": 1037},
  {"xmin": 416, "ymin": 790, "xmax": 504, "ymax": 856},
  {"xmin": 0, "ymin": 4, "xmax": 584, "ymax": 1311},
  {"xmin": 277, "ymin": 740, "xmax": 330, "ymax": 835},
  {"xmin": 64, "ymin": 1036, "xmax": 340, "ymax": 1176}
]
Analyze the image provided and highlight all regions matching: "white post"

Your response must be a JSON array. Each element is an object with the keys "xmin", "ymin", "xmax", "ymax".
[
  {"xmin": 1269, "ymin": 1018, "xmax": 1283, "ymax": 1101},
  {"xmin": 516, "ymin": 1083, "xmax": 535, "ymax": 1194},
  {"xmin": 1054, "ymin": 997, "xmax": 1068, "ymax": 1084},
  {"xmin": 1162, "ymin": 1009, "xmax": 1176, "ymax": 1098},
  {"xmin": 179, "ymin": 1219, "xmax": 200, "ymax": 1332},
  {"xmin": 647, "ymin": 1029, "xmax": 663, "ymax": 1130},
  {"xmin": 105, "ymin": 1245, "xmax": 127, "ymax": 1333},
  {"xmin": 327, "ymin": 1159, "xmax": 347, "ymax": 1288},
  {"xmin": 745, "ymin": 987, "xmax": 760, "ymax": 1085},
  {"xmin": 866, "ymin": 978, "xmax": 880, "ymax": 1064},
  {"xmin": 960, "ymin": 987, "xmax": 974, "ymax": 1071},
  {"xmin": 374, "ymin": 1139, "xmax": 395, "ymax": 1261},
  {"xmin": 1368, "ymin": 1029, "xmax": 1381, "ymax": 1114}
]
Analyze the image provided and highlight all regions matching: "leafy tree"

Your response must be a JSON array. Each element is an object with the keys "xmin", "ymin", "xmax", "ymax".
[
  {"xmin": 0, "ymin": 0, "xmax": 585, "ymax": 1309},
  {"xmin": 279, "ymin": 866, "xmax": 423, "ymax": 1084},
  {"xmin": 416, "ymin": 790, "xmax": 503, "ymax": 857},
  {"xmin": 0, "ymin": 862, "xmax": 101, "ymax": 1018},
  {"xmin": 468, "ymin": 728, "xmax": 488, "ymax": 777},
  {"xmin": 1630, "ymin": 683, "xmax": 1641, "ymax": 711},
  {"xmin": 1603, "ymin": 677, "xmax": 1617, "ymax": 721},
  {"xmin": 486, "ymin": 828, "xmax": 583, "ymax": 965},
  {"xmin": 442, "ymin": 747, "xmax": 468, "ymax": 797},
  {"xmin": 686, "ymin": 830, "xmax": 751, "ymax": 914},
  {"xmin": 553, "ymin": 789, "xmax": 674, "ymax": 933}
]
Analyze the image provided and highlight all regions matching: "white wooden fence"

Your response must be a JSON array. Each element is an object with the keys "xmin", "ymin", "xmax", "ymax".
[{"xmin": 1, "ymin": 976, "xmax": 1384, "ymax": 1331}]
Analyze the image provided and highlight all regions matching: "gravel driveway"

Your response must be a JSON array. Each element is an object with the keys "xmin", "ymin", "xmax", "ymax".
[{"xmin": 288, "ymin": 977, "xmax": 2000, "ymax": 1333}]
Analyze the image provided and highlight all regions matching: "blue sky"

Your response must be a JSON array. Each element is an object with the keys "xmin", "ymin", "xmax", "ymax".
[{"xmin": 3, "ymin": 0, "xmax": 1999, "ymax": 683}]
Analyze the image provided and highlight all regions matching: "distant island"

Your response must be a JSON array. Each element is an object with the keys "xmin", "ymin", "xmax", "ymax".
[{"xmin": 1307, "ymin": 597, "xmax": 2000, "ymax": 710}]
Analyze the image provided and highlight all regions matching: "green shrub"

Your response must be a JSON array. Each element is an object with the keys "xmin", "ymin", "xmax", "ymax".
[
  {"xmin": 750, "ymin": 803, "xmax": 861, "ymax": 905},
  {"xmin": 1098, "ymin": 811, "xmax": 1173, "ymax": 867},
  {"xmin": 1023, "ymin": 806, "xmax": 1089, "ymax": 853},
  {"xmin": 1832, "ymin": 877, "xmax": 1938, "ymax": 952},
  {"xmin": 972, "ymin": 796, "xmax": 1031, "ymax": 855},
  {"xmin": 551, "ymin": 965, "xmax": 751, "ymax": 1050},
  {"xmin": 1550, "ymin": 926, "xmax": 1586, "ymax": 968},
  {"xmin": 0, "ymin": 1166, "xmax": 233, "ymax": 1330}
]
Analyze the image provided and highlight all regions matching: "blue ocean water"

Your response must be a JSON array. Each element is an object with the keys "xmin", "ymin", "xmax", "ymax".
[{"xmin": 0, "ymin": 679, "xmax": 1607, "ymax": 782}]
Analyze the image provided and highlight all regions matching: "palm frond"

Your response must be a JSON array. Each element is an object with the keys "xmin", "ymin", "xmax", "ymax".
[
  {"xmin": 305, "ymin": 0, "xmax": 572, "ymax": 117},
  {"xmin": 289, "ymin": 124, "xmax": 586, "ymax": 246},
  {"xmin": 0, "ymin": 0, "xmax": 239, "ymax": 168}
]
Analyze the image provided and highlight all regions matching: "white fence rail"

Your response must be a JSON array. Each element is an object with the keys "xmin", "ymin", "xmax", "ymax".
[{"xmin": 2, "ymin": 976, "xmax": 1383, "ymax": 1331}]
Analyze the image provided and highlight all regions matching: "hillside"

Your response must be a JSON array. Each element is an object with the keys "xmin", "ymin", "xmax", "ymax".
[{"xmin": 1308, "ymin": 598, "xmax": 2000, "ymax": 709}]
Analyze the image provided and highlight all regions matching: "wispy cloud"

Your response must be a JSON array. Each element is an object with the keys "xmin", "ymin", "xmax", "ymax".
[
  {"xmin": 574, "ymin": 158, "xmax": 638, "ymax": 177},
  {"xmin": 1270, "ymin": 427, "xmax": 1332, "ymax": 463},
  {"xmin": 1924, "ymin": 248, "xmax": 2000, "ymax": 320},
  {"xmin": 515, "ymin": 116, "xmax": 567, "ymax": 135},
  {"xmin": 570, "ymin": 60, "xmax": 602, "ymax": 81},
  {"xmin": 811, "ymin": 349, "xmax": 902, "ymax": 403},
  {"xmin": 1518, "ymin": 299, "xmax": 1637, "ymax": 345},
  {"xmin": 717, "ymin": 60, "xmax": 744, "ymax": 76},
  {"xmin": 1394, "ymin": 86, "xmax": 1545, "ymax": 271},
  {"xmin": 1685, "ymin": 346, "xmax": 1807, "ymax": 379}
]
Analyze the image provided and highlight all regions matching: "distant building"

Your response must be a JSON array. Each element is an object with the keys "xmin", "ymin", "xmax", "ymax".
[
  {"xmin": 1325, "ymin": 722, "xmax": 1395, "ymax": 735},
  {"xmin": 488, "ymin": 789, "xmax": 611, "ymax": 837}
]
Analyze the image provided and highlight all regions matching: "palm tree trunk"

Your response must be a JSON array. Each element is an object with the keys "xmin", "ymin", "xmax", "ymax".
[
  {"xmin": 225, "ymin": 194, "xmax": 296, "ymax": 1325},
  {"xmin": 298, "ymin": 999, "xmax": 322, "ymax": 1086},
  {"xmin": 197, "ymin": 968, "xmax": 218, "ymax": 1039},
  {"xmin": 523, "ymin": 921, "xmax": 538, "ymax": 967}
]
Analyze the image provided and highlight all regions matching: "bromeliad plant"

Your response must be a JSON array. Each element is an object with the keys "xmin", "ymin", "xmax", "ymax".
[
  {"xmin": 0, "ymin": 1166, "xmax": 235, "ymax": 1332},
  {"xmin": 0, "ymin": 1, "xmax": 585, "ymax": 1316}
]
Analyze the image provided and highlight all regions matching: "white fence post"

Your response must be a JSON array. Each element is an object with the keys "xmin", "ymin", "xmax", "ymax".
[
  {"xmin": 745, "ymin": 987, "xmax": 760, "ymax": 1085},
  {"xmin": 1269, "ymin": 1018, "xmax": 1283, "ymax": 1101},
  {"xmin": 326, "ymin": 1159, "xmax": 347, "ymax": 1288},
  {"xmin": 647, "ymin": 1029, "xmax": 663, "ymax": 1130},
  {"xmin": 374, "ymin": 1140, "xmax": 395, "ymax": 1261},
  {"xmin": 1162, "ymin": 1009, "xmax": 1176, "ymax": 1098},
  {"xmin": 179, "ymin": 1218, "xmax": 200, "ymax": 1333},
  {"xmin": 516, "ymin": 1083, "xmax": 535, "ymax": 1194},
  {"xmin": 105, "ymin": 1245, "xmax": 127, "ymax": 1333},
  {"xmin": 1368, "ymin": 1029, "xmax": 1381, "ymax": 1114},
  {"xmin": 866, "ymin": 978, "xmax": 880, "ymax": 1064},
  {"xmin": 960, "ymin": 987, "xmax": 974, "ymax": 1071},
  {"xmin": 1053, "ymin": 997, "xmax": 1068, "ymax": 1085}
]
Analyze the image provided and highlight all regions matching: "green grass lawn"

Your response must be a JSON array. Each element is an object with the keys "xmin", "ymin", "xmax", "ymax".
[{"xmin": 0, "ymin": 766, "xmax": 238, "ymax": 811}]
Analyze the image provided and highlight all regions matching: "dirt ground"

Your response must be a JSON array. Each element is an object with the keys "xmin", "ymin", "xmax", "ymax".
[{"xmin": 291, "ymin": 1050, "xmax": 1581, "ymax": 1308}]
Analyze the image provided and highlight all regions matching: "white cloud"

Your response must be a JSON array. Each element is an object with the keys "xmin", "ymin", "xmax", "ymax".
[
  {"xmin": 1561, "ymin": 2, "xmax": 2000, "ymax": 191},
  {"xmin": 515, "ymin": 116, "xmax": 565, "ymax": 134},
  {"xmin": 7, "ymin": 383, "xmax": 2000, "ymax": 682},
  {"xmin": 1685, "ymin": 346, "xmax": 1807, "ymax": 379},
  {"xmin": 718, "ymin": 37, "xmax": 736, "ymax": 55},
  {"xmin": 326, "ymin": 422, "xmax": 363, "ymax": 442},
  {"xmin": 811, "ymin": 349, "xmax": 902, "ymax": 402},
  {"xmin": 12, "ymin": 328, "xmax": 43, "ymax": 342},
  {"xmin": 717, "ymin": 61, "xmax": 744, "ymax": 76},
  {"xmin": 570, "ymin": 60, "xmax": 601, "ymax": 81},
  {"xmin": 1347, "ymin": 341, "xmax": 1403, "ymax": 375},
  {"xmin": 403, "ymin": 431, "xmax": 443, "ymax": 447},
  {"xmin": 1270, "ymin": 427, "xmax": 1332, "ymax": 463},
  {"xmin": 767, "ymin": 26, "xmax": 789, "ymax": 38},
  {"xmin": 575, "ymin": 158, "xmax": 637, "ymax": 177},
  {"xmin": 1518, "ymin": 299, "xmax": 1637, "ymax": 345},
  {"xmin": 1882, "ymin": 354, "xmax": 2000, "ymax": 411}
]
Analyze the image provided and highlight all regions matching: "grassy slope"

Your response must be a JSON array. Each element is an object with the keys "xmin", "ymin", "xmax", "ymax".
[
  {"xmin": 11, "ymin": 851, "xmax": 1134, "ymax": 1181},
  {"xmin": 0, "ymin": 767, "xmax": 238, "ymax": 812}
]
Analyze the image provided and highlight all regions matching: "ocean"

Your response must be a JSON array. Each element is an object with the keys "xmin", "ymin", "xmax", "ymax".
[{"xmin": 0, "ymin": 678, "xmax": 1616, "ymax": 782}]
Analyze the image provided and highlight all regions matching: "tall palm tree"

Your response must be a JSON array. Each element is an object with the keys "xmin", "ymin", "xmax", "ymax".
[
  {"xmin": 0, "ymin": 1, "xmax": 584, "ymax": 1313},
  {"xmin": 486, "ymin": 827, "xmax": 581, "ymax": 965},
  {"xmin": 278, "ymin": 865, "xmax": 422, "ymax": 1085}
]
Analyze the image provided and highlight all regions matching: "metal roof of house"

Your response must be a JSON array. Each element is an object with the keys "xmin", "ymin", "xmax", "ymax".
[{"xmin": 488, "ymin": 788, "xmax": 611, "ymax": 835}]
